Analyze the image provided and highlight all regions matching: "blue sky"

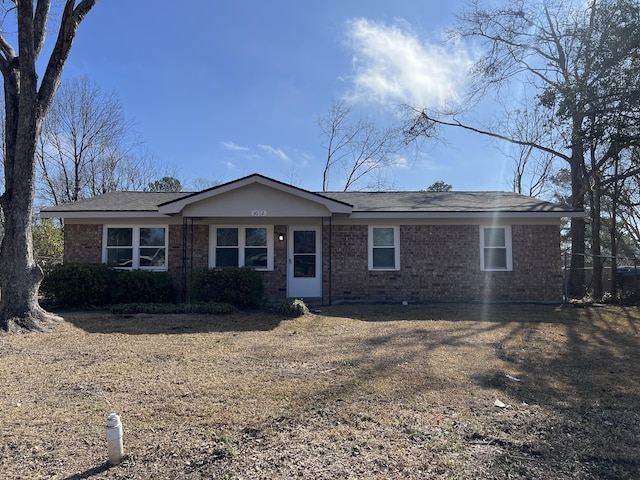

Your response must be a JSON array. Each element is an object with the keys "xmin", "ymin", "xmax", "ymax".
[{"xmin": 61, "ymin": 0, "xmax": 515, "ymax": 192}]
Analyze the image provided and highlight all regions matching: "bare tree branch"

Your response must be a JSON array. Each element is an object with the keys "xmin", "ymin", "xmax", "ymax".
[
  {"xmin": 39, "ymin": 0, "xmax": 98, "ymax": 117},
  {"xmin": 33, "ymin": 0, "xmax": 50, "ymax": 59},
  {"xmin": 318, "ymin": 99, "xmax": 406, "ymax": 191},
  {"xmin": 409, "ymin": 107, "xmax": 571, "ymax": 162}
]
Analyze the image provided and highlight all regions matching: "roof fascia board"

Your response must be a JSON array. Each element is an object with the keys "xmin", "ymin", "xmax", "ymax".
[
  {"xmin": 40, "ymin": 211, "xmax": 172, "ymax": 219},
  {"xmin": 348, "ymin": 211, "xmax": 584, "ymax": 219},
  {"xmin": 41, "ymin": 210, "xmax": 582, "ymax": 220}
]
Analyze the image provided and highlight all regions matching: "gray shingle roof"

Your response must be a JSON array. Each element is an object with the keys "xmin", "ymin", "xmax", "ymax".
[
  {"xmin": 41, "ymin": 189, "xmax": 575, "ymax": 215},
  {"xmin": 41, "ymin": 191, "xmax": 193, "ymax": 212},
  {"xmin": 320, "ymin": 191, "xmax": 571, "ymax": 213}
]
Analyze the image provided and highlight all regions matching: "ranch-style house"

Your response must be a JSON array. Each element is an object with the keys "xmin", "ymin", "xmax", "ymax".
[{"xmin": 41, "ymin": 173, "xmax": 582, "ymax": 304}]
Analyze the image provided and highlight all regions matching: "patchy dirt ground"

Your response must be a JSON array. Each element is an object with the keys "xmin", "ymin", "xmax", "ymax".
[{"xmin": 1, "ymin": 303, "xmax": 639, "ymax": 479}]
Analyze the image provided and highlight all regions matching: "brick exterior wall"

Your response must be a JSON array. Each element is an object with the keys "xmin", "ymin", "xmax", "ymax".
[
  {"xmin": 169, "ymin": 223, "xmax": 209, "ymax": 301},
  {"xmin": 63, "ymin": 224, "xmax": 103, "ymax": 263},
  {"xmin": 260, "ymin": 225, "xmax": 288, "ymax": 301},
  {"xmin": 63, "ymin": 221, "xmax": 563, "ymax": 304},
  {"xmin": 327, "ymin": 223, "xmax": 562, "ymax": 303}
]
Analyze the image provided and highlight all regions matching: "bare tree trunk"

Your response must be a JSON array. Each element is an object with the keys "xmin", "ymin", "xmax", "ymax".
[
  {"xmin": 0, "ymin": 0, "xmax": 97, "ymax": 332},
  {"xmin": 610, "ymin": 157, "xmax": 620, "ymax": 299},
  {"xmin": 591, "ymin": 177, "xmax": 603, "ymax": 300},
  {"xmin": 0, "ymin": 202, "xmax": 51, "ymax": 332},
  {"xmin": 0, "ymin": 63, "xmax": 52, "ymax": 331},
  {"xmin": 567, "ymin": 114, "xmax": 587, "ymax": 297}
]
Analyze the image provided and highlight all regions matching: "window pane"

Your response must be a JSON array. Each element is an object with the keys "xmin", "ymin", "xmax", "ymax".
[
  {"xmin": 139, "ymin": 247, "xmax": 166, "ymax": 267},
  {"xmin": 245, "ymin": 247, "xmax": 267, "ymax": 268},
  {"xmin": 484, "ymin": 228, "xmax": 505, "ymax": 247},
  {"xmin": 373, "ymin": 228, "xmax": 394, "ymax": 247},
  {"xmin": 294, "ymin": 231, "xmax": 316, "ymax": 254},
  {"xmin": 373, "ymin": 247, "xmax": 395, "ymax": 269},
  {"xmin": 245, "ymin": 228, "xmax": 267, "ymax": 247},
  {"xmin": 484, "ymin": 248, "xmax": 507, "ymax": 269},
  {"xmin": 107, "ymin": 228, "xmax": 132, "ymax": 247},
  {"xmin": 294, "ymin": 254, "xmax": 316, "ymax": 277},
  {"xmin": 140, "ymin": 227, "xmax": 165, "ymax": 247},
  {"xmin": 216, "ymin": 248, "xmax": 239, "ymax": 267},
  {"xmin": 217, "ymin": 228, "xmax": 238, "ymax": 246},
  {"xmin": 107, "ymin": 248, "xmax": 133, "ymax": 267}
]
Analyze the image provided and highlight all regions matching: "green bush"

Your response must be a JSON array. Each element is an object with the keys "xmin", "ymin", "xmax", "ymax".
[
  {"xmin": 40, "ymin": 263, "xmax": 116, "ymax": 306},
  {"xmin": 272, "ymin": 298, "xmax": 309, "ymax": 317},
  {"xmin": 40, "ymin": 263, "xmax": 176, "ymax": 307},
  {"xmin": 111, "ymin": 269, "xmax": 175, "ymax": 304},
  {"xmin": 191, "ymin": 267, "xmax": 264, "ymax": 309},
  {"xmin": 110, "ymin": 302, "xmax": 236, "ymax": 315},
  {"xmin": 32, "ymin": 219, "xmax": 64, "ymax": 268}
]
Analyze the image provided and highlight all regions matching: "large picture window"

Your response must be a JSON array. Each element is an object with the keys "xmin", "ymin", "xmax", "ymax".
[
  {"xmin": 480, "ymin": 225, "xmax": 512, "ymax": 271},
  {"xmin": 368, "ymin": 226, "xmax": 400, "ymax": 271},
  {"xmin": 211, "ymin": 226, "xmax": 272, "ymax": 270},
  {"xmin": 104, "ymin": 226, "xmax": 167, "ymax": 270}
]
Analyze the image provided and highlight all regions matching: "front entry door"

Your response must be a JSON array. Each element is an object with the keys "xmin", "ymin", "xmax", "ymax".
[{"xmin": 288, "ymin": 227, "xmax": 322, "ymax": 298}]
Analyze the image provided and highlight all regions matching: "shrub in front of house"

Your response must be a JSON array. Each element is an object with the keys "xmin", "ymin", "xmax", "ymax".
[
  {"xmin": 272, "ymin": 298, "xmax": 309, "ymax": 317},
  {"xmin": 110, "ymin": 302, "xmax": 236, "ymax": 315},
  {"xmin": 41, "ymin": 263, "xmax": 176, "ymax": 307},
  {"xmin": 111, "ymin": 269, "xmax": 175, "ymax": 304},
  {"xmin": 191, "ymin": 267, "xmax": 264, "ymax": 309},
  {"xmin": 40, "ymin": 263, "xmax": 116, "ymax": 307}
]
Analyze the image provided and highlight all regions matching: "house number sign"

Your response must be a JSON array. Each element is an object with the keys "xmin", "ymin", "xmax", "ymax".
[{"xmin": 251, "ymin": 209, "xmax": 268, "ymax": 216}]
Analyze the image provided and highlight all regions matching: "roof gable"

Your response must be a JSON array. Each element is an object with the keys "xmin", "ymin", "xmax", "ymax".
[{"xmin": 158, "ymin": 174, "xmax": 353, "ymax": 216}]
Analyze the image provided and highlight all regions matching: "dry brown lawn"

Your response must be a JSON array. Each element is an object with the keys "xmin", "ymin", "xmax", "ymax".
[{"xmin": 1, "ymin": 303, "xmax": 639, "ymax": 479}]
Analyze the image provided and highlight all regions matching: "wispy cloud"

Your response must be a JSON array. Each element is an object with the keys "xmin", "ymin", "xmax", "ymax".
[
  {"xmin": 221, "ymin": 141, "xmax": 250, "ymax": 152},
  {"xmin": 258, "ymin": 144, "xmax": 289, "ymax": 161},
  {"xmin": 344, "ymin": 18, "xmax": 473, "ymax": 109}
]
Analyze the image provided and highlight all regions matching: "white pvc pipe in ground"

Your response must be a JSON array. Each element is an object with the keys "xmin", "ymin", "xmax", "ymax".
[{"xmin": 105, "ymin": 413, "xmax": 124, "ymax": 465}]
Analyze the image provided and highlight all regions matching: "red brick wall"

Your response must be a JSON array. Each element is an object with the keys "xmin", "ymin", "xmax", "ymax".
[
  {"xmin": 327, "ymin": 223, "xmax": 562, "ymax": 303},
  {"xmin": 63, "ymin": 221, "xmax": 563, "ymax": 304},
  {"xmin": 63, "ymin": 224, "xmax": 103, "ymax": 263},
  {"xmin": 260, "ymin": 225, "xmax": 288, "ymax": 301},
  {"xmin": 169, "ymin": 223, "xmax": 209, "ymax": 301}
]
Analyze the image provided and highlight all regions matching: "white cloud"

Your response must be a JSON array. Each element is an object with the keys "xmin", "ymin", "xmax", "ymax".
[
  {"xmin": 258, "ymin": 144, "xmax": 289, "ymax": 161},
  {"xmin": 393, "ymin": 155, "xmax": 410, "ymax": 169},
  {"xmin": 344, "ymin": 18, "xmax": 473, "ymax": 109},
  {"xmin": 221, "ymin": 141, "xmax": 249, "ymax": 152}
]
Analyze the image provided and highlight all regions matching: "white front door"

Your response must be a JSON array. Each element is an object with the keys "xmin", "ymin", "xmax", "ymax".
[{"xmin": 288, "ymin": 227, "xmax": 322, "ymax": 298}]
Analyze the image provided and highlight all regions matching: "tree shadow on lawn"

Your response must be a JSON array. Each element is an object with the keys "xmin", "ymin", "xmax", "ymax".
[
  {"xmin": 318, "ymin": 302, "xmax": 573, "ymax": 324},
  {"xmin": 487, "ymin": 305, "xmax": 640, "ymax": 474},
  {"xmin": 314, "ymin": 302, "xmax": 640, "ymax": 478},
  {"xmin": 57, "ymin": 309, "xmax": 285, "ymax": 335}
]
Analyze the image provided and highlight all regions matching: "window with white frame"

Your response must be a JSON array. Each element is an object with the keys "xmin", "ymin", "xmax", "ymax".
[
  {"xmin": 210, "ymin": 226, "xmax": 273, "ymax": 270},
  {"xmin": 480, "ymin": 225, "xmax": 512, "ymax": 271},
  {"xmin": 368, "ymin": 226, "xmax": 400, "ymax": 270},
  {"xmin": 104, "ymin": 226, "xmax": 168, "ymax": 270}
]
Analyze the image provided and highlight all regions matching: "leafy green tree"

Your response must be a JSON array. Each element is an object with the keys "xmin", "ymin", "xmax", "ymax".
[
  {"xmin": 145, "ymin": 176, "xmax": 183, "ymax": 192},
  {"xmin": 425, "ymin": 181, "xmax": 452, "ymax": 192},
  {"xmin": 32, "ymin": 219, "xmax": 63, "ymax": 268}
]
